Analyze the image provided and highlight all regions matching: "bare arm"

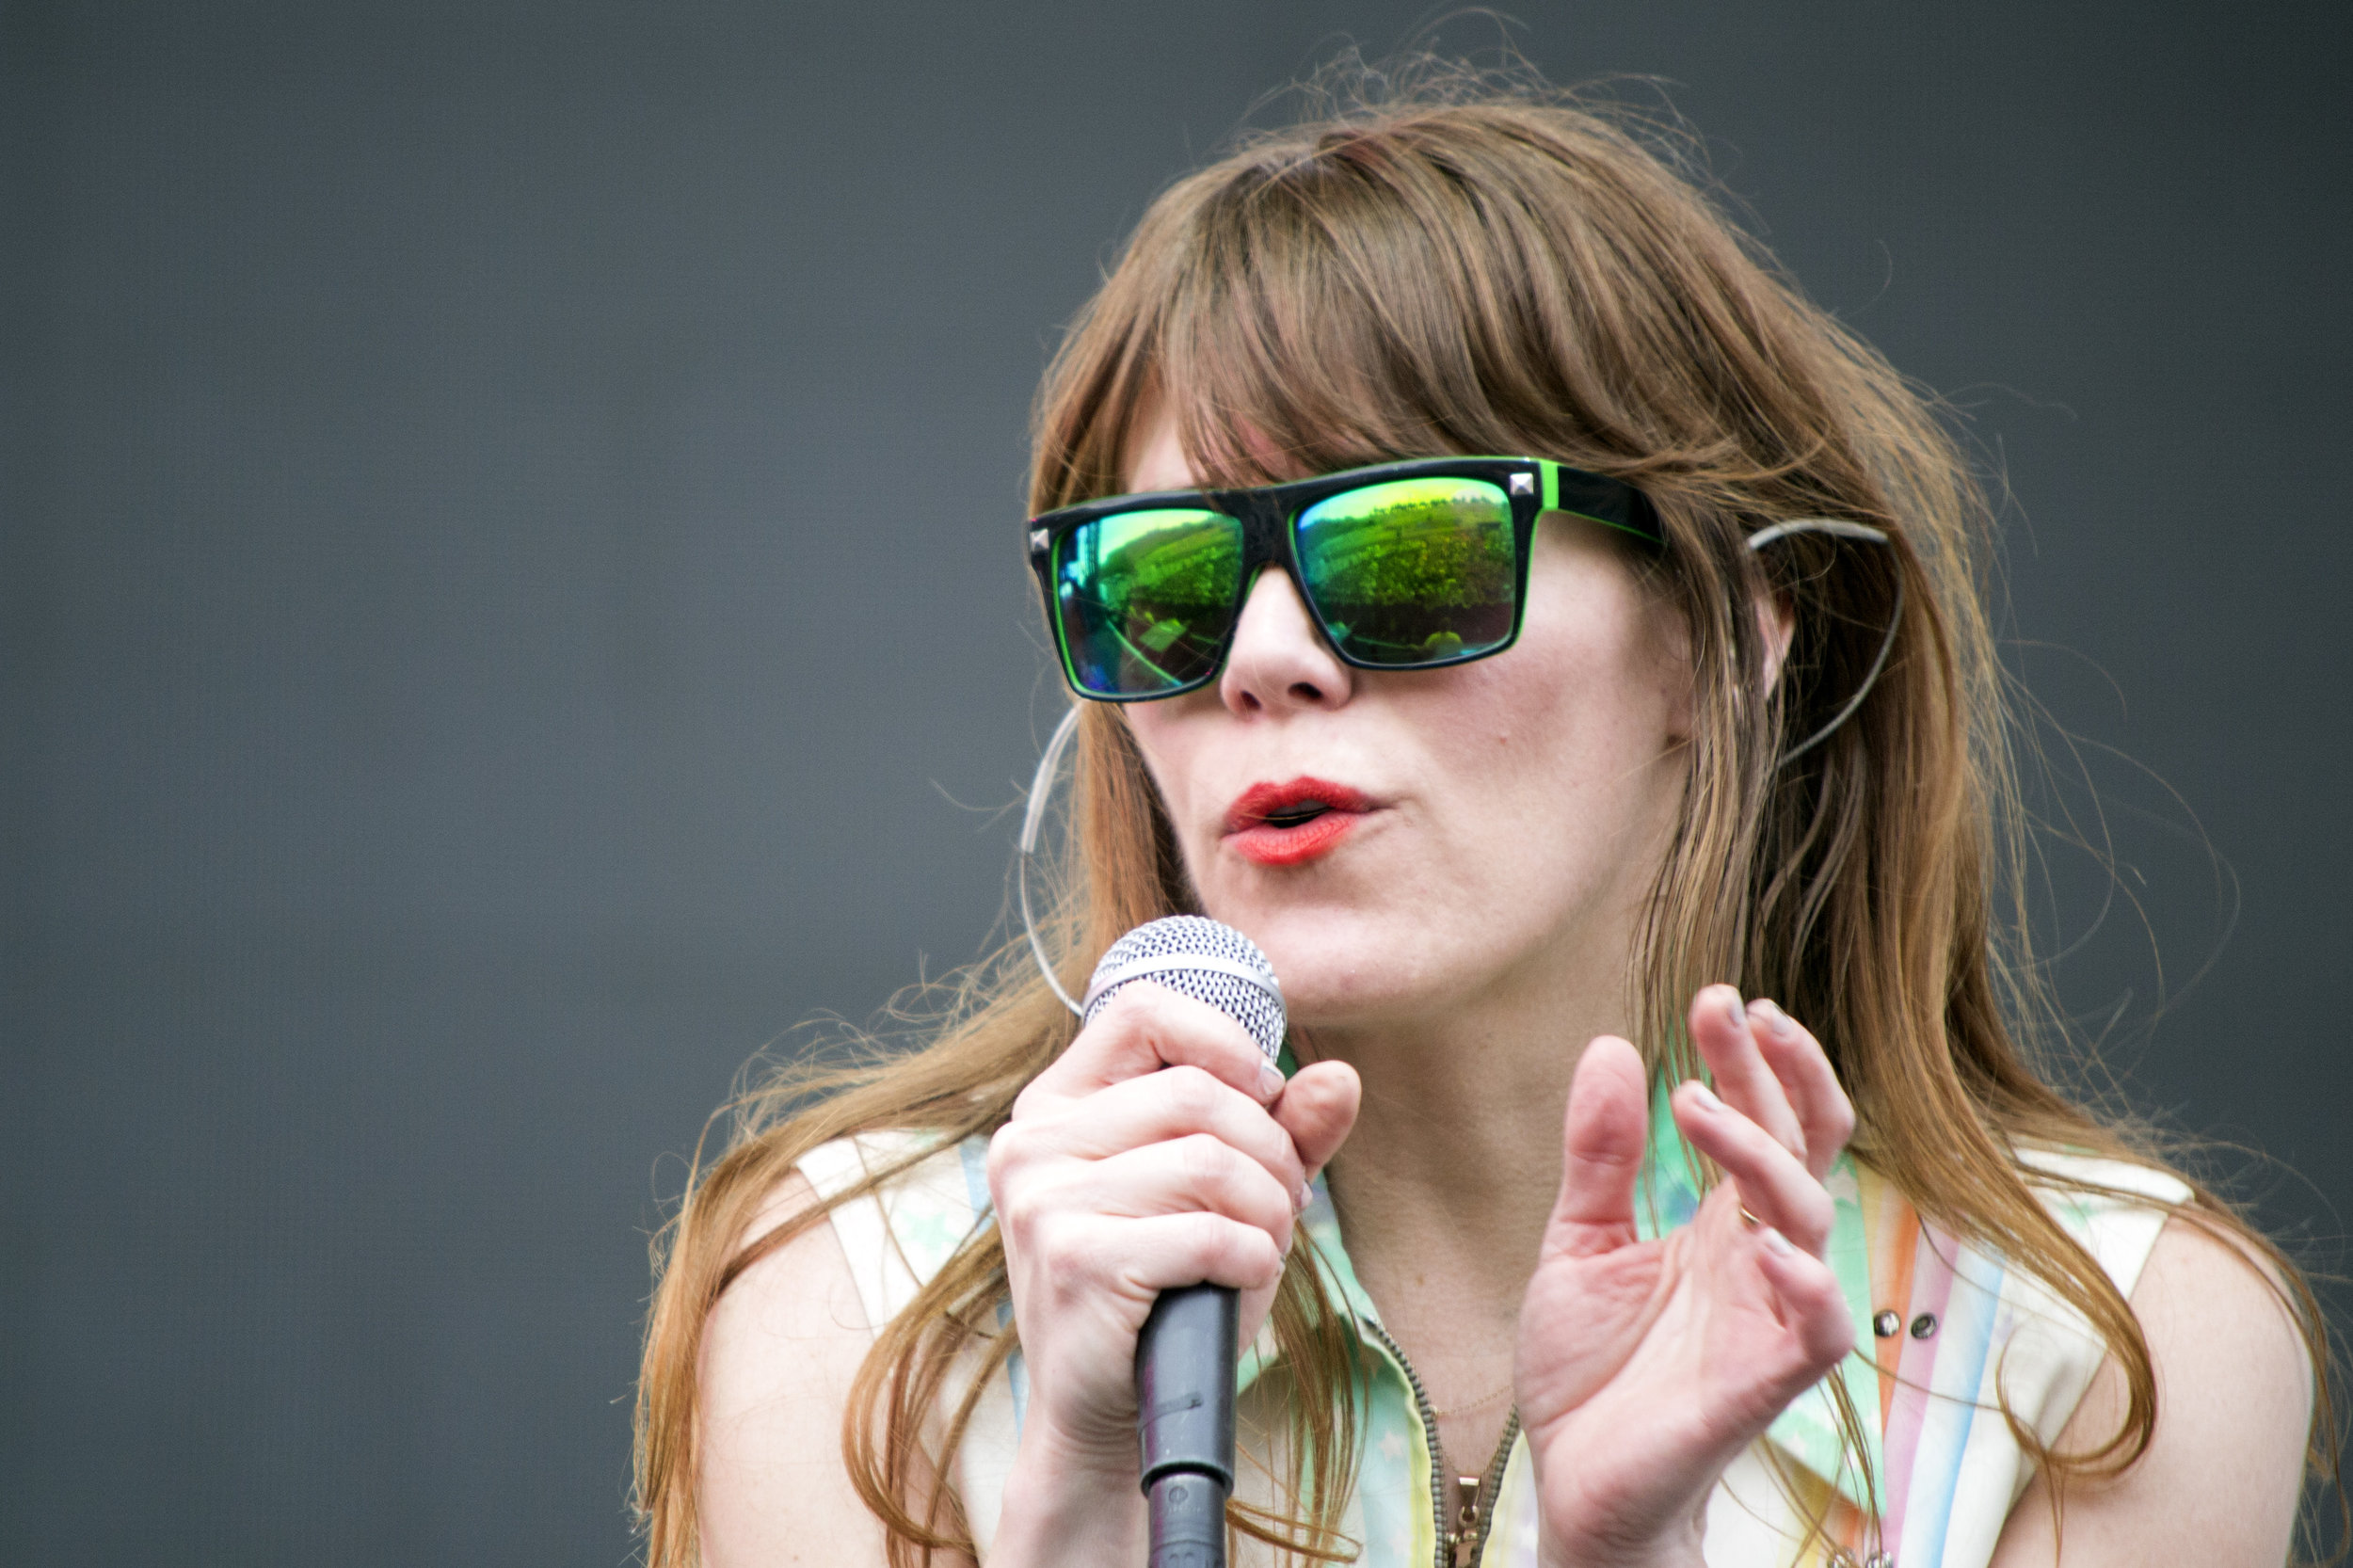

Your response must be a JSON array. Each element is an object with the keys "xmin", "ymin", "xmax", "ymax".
[
  {"xmin": 698, "ymin": 1172, "xmax": 970, "ymax": 1568},
  {"xmin": 1989, "ymin": 1214, "xmax": 2313, "ymax": 1567}
]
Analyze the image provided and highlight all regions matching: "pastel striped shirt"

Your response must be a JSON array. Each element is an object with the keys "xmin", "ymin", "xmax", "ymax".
[{"xmin": 795, "ymin": 1096, "xmax": 2184, "ymax": 1568}]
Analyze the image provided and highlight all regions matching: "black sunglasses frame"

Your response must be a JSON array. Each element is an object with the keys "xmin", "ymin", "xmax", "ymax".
[{"xmin": 1025, "ymin": 455, "xmax": 1663, "ymax": 702}]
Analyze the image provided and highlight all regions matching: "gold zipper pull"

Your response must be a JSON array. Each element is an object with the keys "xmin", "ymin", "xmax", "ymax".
[{"xmin": 1450, "ymin": 1475, "xmax": 1481, "ymax": 1568}]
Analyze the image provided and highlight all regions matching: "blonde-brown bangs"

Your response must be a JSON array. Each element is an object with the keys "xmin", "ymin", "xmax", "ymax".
[{"xmin": 1034, "ymin": 103, "xmax": 1875, "ymax": 527}]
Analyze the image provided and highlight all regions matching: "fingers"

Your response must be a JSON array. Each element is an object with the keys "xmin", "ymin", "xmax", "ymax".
[
  {"xmin": 1745, "ymin": 998, "xmax": 1855, "ymax": 1179},
  {"xmin": 1027, "ymin": 1064, "xmax": 1306, "ymax": 1201},
  {"xmin": 1672, "ymin": 1079, "xmax": 1835, "ymax": 1256},
  {"xmin": 1753, "ymin": 1224, "xmax": 1857, "ymax": 1367},
  {"xmin": 995, "ymin": 1133, "xmax": 1296, "ymax": 1300},
  {"xmin": 1688, "ymin": 984, "xmax": 1803, "ymax": 1160},
  {"xmin": 1689, "ymin": 984, "xmax": 1854, "ymax": 1181},
  {"xmin": 1542, "ymin": 1036, "xmax": 1649, "ymax": 1259},
  {"xmin": 993, "ymin": 982, "xmax": 1318, "ymax": 1301},
  {"xmin": 1085, "ymin": 1133, "xmax": 1298, "ymax": 1243},
  {"xmin": 1106, "ymin": 1212, "xmax": 1289, "ymax": 1297},
  {"xmin": 1020, "ymin": 1208, "xmax": 1289, "ymax": 1312},
  {"xmin": 1020, "ymin": 982, "xmax": 1283, "ymax": 1113}
]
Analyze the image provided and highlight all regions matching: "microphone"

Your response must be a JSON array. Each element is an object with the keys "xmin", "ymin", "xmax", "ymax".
[{"xmin": 1082, "ymin": 916, "xmax": 1287, "ymax": 1568}]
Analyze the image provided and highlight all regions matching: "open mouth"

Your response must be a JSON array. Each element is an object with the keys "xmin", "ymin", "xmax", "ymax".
[{"xmin": 1224, "ymin": 777, "xmax": 1375, "ymax": 866}]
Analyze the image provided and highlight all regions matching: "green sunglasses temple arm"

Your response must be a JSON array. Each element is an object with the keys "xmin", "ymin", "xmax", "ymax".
[{"xmin": 1532, "ymin": 458, "xmax": 1665, "ymax": 548}]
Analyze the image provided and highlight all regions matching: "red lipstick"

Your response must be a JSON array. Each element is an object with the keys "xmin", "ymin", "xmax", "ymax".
[{"xmin": 1223, "ymin": 776, "xmax": 1375, "ymax": 867}]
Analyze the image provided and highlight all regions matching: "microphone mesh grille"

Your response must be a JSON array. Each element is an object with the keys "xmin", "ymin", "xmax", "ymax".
[{"xmin": 1081, "ymin": 916, "xmax": 1286, "ymax": 1062}]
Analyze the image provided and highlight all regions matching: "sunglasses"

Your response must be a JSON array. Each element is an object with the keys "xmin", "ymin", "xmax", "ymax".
[{"xmin": 1026, "ymin": 456, "xmax": 1662, "ymax": 701}]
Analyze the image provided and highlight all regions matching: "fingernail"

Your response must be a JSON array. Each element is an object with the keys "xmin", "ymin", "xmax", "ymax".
[
  {"xmin": 1760, "ymin": 1226, "xmax": 1794, "ymax": 1256},
  {"xmin": 1257, "ymin": 1062, "xmax": 1286, "ymax": 1101},
  {"xmin": 1723, "ymin": 989, "xmax": 1747, "ymax": 1031},
  {"xmin": 1294, "ymin": 1179, "xmax": 1314, "ymax": 1213},
  {"xmin": 1688, "ymin": 1080, "xmax": 1721, "ymax": 1112},
  {"xmin": 1753, "ymin": 999, "xmax": 1794, "ymax": 1037}
]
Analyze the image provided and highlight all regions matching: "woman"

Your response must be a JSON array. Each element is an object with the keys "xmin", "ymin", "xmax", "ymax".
[{"xmin": 636, "ymin": 84, "xmax": 2325, "ymax": 1568}]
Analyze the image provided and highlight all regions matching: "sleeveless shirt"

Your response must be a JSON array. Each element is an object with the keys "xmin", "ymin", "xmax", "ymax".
[{"xmin": 794, "ymin": 1093, "xmax": 2185, "ymax": 1568}]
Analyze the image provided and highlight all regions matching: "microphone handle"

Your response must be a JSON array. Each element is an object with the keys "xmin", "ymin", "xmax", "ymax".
[{"xmin": 1136, "ymin": 1282, "xmax": 1237, "ymax": 1568}]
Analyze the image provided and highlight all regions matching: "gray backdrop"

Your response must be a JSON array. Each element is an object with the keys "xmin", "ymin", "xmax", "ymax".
[{"xmin": 6, "ymin": 3, "xmax": 2348, "ymax": 1562}]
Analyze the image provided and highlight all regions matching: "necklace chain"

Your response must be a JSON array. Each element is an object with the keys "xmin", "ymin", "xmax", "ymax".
[{"xmin": 1427, "ymin": 1377, "xmax": 1517, "ymax": 1420}]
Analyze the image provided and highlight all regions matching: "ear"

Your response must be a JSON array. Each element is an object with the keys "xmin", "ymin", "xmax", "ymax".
[
  {"xmin": 1659, "ymin": 585, "xmax": 1794, "ymax": 744},
  {"xmin": 1757, "ymin": 586, "xmax": 1796, "ymax": 697}
]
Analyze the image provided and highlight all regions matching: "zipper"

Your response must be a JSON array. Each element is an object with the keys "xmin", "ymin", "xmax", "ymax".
[
  {"xmin": 1449, "ymin": 1475, "xmax": 1481, "ymax": 1568},
  {"xmin": 1463, "ymin": 1406, "xmax": 1521, "ymax": 1567},
  {"xmin": 1359, "ymin": 1316, "xmax": 1520, "ymax": 1568},
  {"xmin": 1360, "ymin": 1318, "xmax": 1451, "ymax": 1568}
]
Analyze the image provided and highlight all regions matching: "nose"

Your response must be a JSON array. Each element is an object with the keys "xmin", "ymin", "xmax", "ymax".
[{"xmin": 1217, "ymin": 567, "xmax": 1354, "ymax": 716}]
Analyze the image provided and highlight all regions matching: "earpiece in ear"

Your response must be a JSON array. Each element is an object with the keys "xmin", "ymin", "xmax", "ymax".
[{"xmin": 1745, "ymin": 519, "xmax": 1902, "ymax": 765}]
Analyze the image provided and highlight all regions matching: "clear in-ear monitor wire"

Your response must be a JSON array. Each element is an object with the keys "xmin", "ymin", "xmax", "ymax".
[
  {"xmin": 1746, "ymin": 519, "xmax": 1902, "ymax": 765},
  {"xmin": 1020, "ymin": 704, "xmax": 1086, "ymax": 1016}
]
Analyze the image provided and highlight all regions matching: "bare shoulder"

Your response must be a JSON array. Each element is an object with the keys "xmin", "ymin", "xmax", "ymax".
[
  {"xmin": 697, "ymin": 1170, "xmax": 892, "ymax": 1568},
  {"xmin": 2132, "ymin": 1210, "xmax": 2313, "ymax": 1405},
  {"xmin": 1991, "ymin": 1212, "xmax": 2313, "ymax": 1567}
]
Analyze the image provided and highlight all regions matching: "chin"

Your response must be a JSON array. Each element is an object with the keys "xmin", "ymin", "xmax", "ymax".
[{"xmin": 1224, "ymin": 903, "xmax": 1444, "ymax": 1029}]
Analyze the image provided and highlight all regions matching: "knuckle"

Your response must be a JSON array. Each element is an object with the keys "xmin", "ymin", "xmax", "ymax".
[
  {"xmin": 1194, "ymin": 1215, "xmax": 1256, "ymax": 1274},
  {"xmin": 1796, "ymin": 1191, "xmax": 1835, "ymax": 1241},
  {"xmin": 1040, "ymin": 1240, "xmax": 1095, "ymax": 1308},
  {"xmin": 1028, "ymin": 1211, "xmax": 1083, "ymax": 1270},
  {"xmin": 1202, "ymin": 1207, "xmax": 1282, "ymax": 1277},
  {"xmin": 1242, "ymin": 1227, "xmax": 1286, "ymax": 1284},
  {"xmin": 999, "ymin": 1191, "xmax": 1043, "ymax": 1245},
  {"xmin": 1174, "ymin": 1131, "xmax": 1230, "ymax": 1184},
  {"xmin": 1160, "ymin": 1064, "xmax": 1222, "ymax": 1120},
  {"xmin": 1070, "ymin": 993, "xmax": 1144, "ymax": 1060},
  {"xmin": 1104, "ymin": 981, "xmax": 1170, "ymax": 1032},
  {"xmin": 988, "ymin": 1122, "xmax": 1044, "ymax": 1181}
]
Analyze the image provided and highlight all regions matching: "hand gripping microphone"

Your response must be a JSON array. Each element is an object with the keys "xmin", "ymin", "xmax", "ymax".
[{"xmin": 1082, "ymin": 916, "xmax": 1287, "ymax": 1568}]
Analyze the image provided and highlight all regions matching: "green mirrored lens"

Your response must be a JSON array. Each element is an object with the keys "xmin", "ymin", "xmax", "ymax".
[
  {"xmin": 1294, "ymin": 477, "xmax": 1516, "ymax": 665},
  {"xmin": 1053, "ymin": 507, "xmax": 1243, "ymax": 696}
]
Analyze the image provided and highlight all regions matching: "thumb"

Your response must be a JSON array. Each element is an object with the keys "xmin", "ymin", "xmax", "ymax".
[
  {"xmin": 1543, "ymin": 1035, "xmax": 1648, "ymax": 1260},
  {"xmin": 1273, "ymin": 1060, "xmax": 1360, "ymax": 1180}
]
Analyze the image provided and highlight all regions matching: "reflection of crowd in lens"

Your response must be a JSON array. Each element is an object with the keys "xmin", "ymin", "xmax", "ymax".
[
  {"xmin": 1303, "ymin": 492, "xmax": 1513, "ymax": 613},
  {"xmin": 1307, "ymin": 524, "xmax": 1513, "ymax": 612}
]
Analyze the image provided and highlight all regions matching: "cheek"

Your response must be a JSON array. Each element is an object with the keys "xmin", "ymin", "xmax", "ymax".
[
  {"xmin": 1491, "ymin": 571, "xmax": 1684, "ymax": 775},
  {"xmin": 1371, "ymin": 635, "xmax": 1675, "ymax": 899},
  {"xmin": 1118, "ymin": 705, "xmax": 1204, "ymax": 832}
]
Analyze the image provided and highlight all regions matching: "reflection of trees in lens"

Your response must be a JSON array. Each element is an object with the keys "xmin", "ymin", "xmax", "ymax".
[
  {"xmin": 1101, "ymin": 514, "xmax": 1239, "ymax": 612},
  {"xmin": 1304, "ymin": 499, "xmax": 1512, "ymax": 609},
  {"xmin": 1300, "ymin": 485, "xmax": 1513, "ymax": 664},
  {"xmin": 1308, "ymin": 529, "xmax": 1511, "ymax": 605},
  {"xmin": 1108, "ymin": 520, "xmax": 1237, "ymax": 675},
  {"xmin": 1061, "ymin": 509, "xmax": 1239, "ymax": 691}
]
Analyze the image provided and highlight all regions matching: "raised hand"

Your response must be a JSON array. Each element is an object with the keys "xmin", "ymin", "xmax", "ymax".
[
  {"xmin": 984, "ymin": 983, "xmax": 1359, "ymax": 1562},
  {"xmin": 1515, "ymin": 987, "xmax": 1856, "ymax": 1568}
]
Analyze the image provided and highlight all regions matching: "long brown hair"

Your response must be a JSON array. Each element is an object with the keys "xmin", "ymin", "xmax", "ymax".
[{"xmin": 634, "ymin": 69, "xmax": 2336, "ymax": 1567}]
